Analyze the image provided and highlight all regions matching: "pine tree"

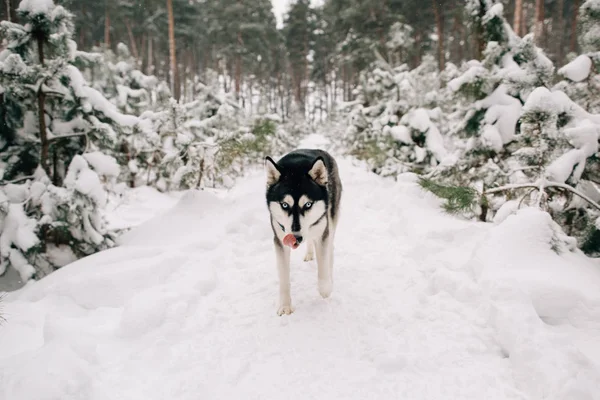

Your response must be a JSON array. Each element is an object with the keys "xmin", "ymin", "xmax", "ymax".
[
  {"xmin": 0, "ymin": 0, "xmax": 140, "ymax": 280},
  {"xmin": 578, "ymin": 0, "xmax": 600, "ymax": 54},
  {"xmin": 284, "ymin": 0, "xmax": 315, "ymax": 116},
  {"xmin": 437, "ymin": 3, "xmax": 535, "ymax": 192},
  {"xmin": 0, "ymin": 0, "xmax": 140, "ymax": 184},
  {"xmin": 420, "ymin": 2, "xmax": 600, "ymax": 254},
  {"xmin": 340, "ymin": 53, "xmax": 455, "ymax": 177},
  {"xmin": 554, "ymin": 1, "xmax": 600, "ymax": 115}
]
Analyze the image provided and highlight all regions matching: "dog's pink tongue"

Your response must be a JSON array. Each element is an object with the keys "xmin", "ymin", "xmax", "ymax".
[{"xmin": 283, "ymin": 234, "xmax": 299, "ymax": 249}]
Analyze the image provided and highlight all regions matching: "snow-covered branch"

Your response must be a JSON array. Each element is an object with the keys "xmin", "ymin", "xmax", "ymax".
[{"xmin": 484, "ymin": 180, "xmax": 600, "ymax": 211}]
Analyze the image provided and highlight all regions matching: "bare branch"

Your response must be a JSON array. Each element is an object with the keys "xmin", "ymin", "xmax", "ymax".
[
  {"xmin": 484, "ymin": 180, "xmax": 600, "ymax": 211},
  {"xmin": 47, "ymin": 132, "xmax": 88, "ymax": 142},
  {"xmin": 484, "ymin": 183, "xmax": 539, "ymax": 194},
  {"xmin": 0, "ymin": 175, "xmax": 36, "ymax": 185}
]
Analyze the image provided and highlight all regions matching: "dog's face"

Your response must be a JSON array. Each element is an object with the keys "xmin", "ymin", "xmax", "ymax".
[{"xmin": 265, "ymin": 156, "xmax": 328, "ymax": 242}]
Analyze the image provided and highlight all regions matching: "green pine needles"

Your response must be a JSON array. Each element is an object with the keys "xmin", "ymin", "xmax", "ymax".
[{"xmin": 418, "ymin": 178, "xmax": 479, "ymax": 214}]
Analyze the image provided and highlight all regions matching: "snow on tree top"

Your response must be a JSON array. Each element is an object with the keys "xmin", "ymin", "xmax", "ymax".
[
  {"xmin": 0, "ymin": 54, "xmax": 28, "ymax": 76},
  {"xmin": 64, "ymin": 65, "xmax": 139, "ymax": 127},
  {"xmin": 523, "ymin": 87, "xmax": 571, "ymax": 116},
  {"xmin": 82, "ymin": 152, "xmax": 120, "ymax": 178},
  {"xmin": 17, "ymin": 0, "xmax": 55, "ymax": 15},
  {"xmin": 558, "ymin": 55, "xmax": 593, "ymax": 83},
  {"xmin": 582, "ymin": 0, "xmax": 600, "ymax": 12},
  {"xmin": 447, "ymin": 61, "xmax": 487, "ymax": 93},
  {"xmin": 483, "ymin": 3, "xmax": 504, "ymax": 23}
]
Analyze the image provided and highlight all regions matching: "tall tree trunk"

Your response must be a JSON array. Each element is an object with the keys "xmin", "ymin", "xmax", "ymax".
[
  {"xmin": 570, "ymin": 0, "xmax": 580, "ymax": 53},
  {"xmin": 414, "ymin": 29, "xmax": 423, "ymax": 67},
  {"xmin": 36, "ymin": 35, "xmax": 50, "ymax": 178},
  {"xmin": 78, "ymin": 3, "xmax": 87, "ymax": 48},
  {"xmin": 125, "ymin": 19, "xmax": 139, "ymax": 60},
  {"xmin": 146, "ymin": 36, "xmax": 153, "ymax": 75},
  {"xmin": 234, "ymin": 0, "xmax": 243, "ymax": 100},
  {"xmin": 277, "ymin": 70, "xmax": 284, "ymax": 119},
  {"xmin": 556, "ymin": 0, "xmax": 565, "ymax": 65},
  {"xmin": 190, "ymin": 50, "xmax": 197, "ymax": 100},
  {"xmin": 332, "ymin": 69, "xmax": 337, "ymax": 110},
  {"xmin": 432, "ymin": 0, "xmax": 445, "ymax": 71},
  {"xmin": 221, "ymin": 57, "xmax": 228, "ymax": 93},
  {"xmin": 6, "ymin": 0, "xmax": 17, "ymax": 22},
  {"xmin": 140, "ymin": 34, "xmax": 147, "ymax": 72},
  {"xmin": 52, "ymin": 145, "xmax": 59, "ymax": 186},
  {"xmin": 181, "ymin": 50, "xmax": 187, "ymax": 102},
  {"xmin": 79, "ymin": 29, "xmax": 85, "ymax": 49},
  {"xmin": 474, "ymin": 3, "xmax": 485, "ymax": 60},
  {"xmin": 301, "ymin": 26, "xmax": 309, "ymax": 114},
  {"xmin": 513, "ymin": 0, "xmax": 523, "ymax": 36},
  {"xmin": 521, "ymin": 4, "xmax": 528, "ymax": 38},
  {"xmin": 451, "ymin": 8, "xmax": 463, "ymax": 65},
  {"xmin": 375, "ymin": 1, "xmax": 387, "ymax": 61},
  {"xmin": 167, "ymin": 0, "xmax": 180, "ymax": 100},
  {"xmin": 235, "ymin": 30, "xmax": 242, "ymax": 100},
  {"xmin": 349, "ymin": 65, "xmax": 355, "ymax": 101},
  {"xmin": 342, "ymin": 63, "xmax": 347, "ymax": 102},
  {"xmin": 104, "ymin": 1, "xmax": 111, "ymax": 49},
  {"xmin": 534, "ymin": 0, "xmax": 544, "ymax": 45}
]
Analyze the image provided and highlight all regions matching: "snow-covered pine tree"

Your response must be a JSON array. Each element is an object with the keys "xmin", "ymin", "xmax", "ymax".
[
  {"xmin": 1, "ymin": 154, "xmax": 119, "ymax": 281},
  {"xmin": 578, "ymin": 0, "xmax": 600, "ymax": 55},
  {"xmin": 420, "ymin": 1, "xmax": 600, "ymax": 255},
  {"xmin": 75, "ymin": 42, "xmax": 172, "ymax": 188},
  {"xmin": 88, "ymin": 42, "xmax": 170, "ymax": 117},
  {"xmin": 132, "ymin": 77, "xmax": 297, "ymax": 192},
  {"xmin": 437, "ymin": 2, "xmax": 522, "ymax": 191},
  {"xmin": 512, "ymin": 88, "xmax": 600, "ymax": 254},
  {"xmin": 342, "ymin": 52, "xmax": 455, "ymax": 178},
  {"xmin": 0, "ymin": 0, "xmax": 139, "ymax": 280},
  {"xmin": 554, "ymin": 1, "xmax": 600, "ymax": 115},
  {"xmin": 555, "ymin": 54, "xmax": 600, "ymax": 114},
  {"xmin": 0, "ymin": 0, "xmax": 140, "ymax": 185},
  {"xmin": 427, "ymin": 3, "xmax": 553, "ymax": 209}
]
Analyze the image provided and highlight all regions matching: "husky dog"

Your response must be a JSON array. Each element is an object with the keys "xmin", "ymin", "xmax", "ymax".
[{"xmin": 265, "ymin": 149, "xmax": 342, "ymax": 315}]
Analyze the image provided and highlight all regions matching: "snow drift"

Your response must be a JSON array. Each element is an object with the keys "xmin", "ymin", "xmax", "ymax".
[{"xmin": 0, "ymin": 135, "xmax": 599, "ymax": 400}]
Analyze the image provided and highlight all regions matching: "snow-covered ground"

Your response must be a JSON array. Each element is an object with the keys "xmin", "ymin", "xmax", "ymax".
[{"xmin": 1, "ymin": 134, "xmax": 599, "ymax": 400}]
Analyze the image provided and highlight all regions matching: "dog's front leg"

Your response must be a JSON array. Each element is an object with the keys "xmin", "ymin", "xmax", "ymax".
[
  {"xmin": 316, "ymin": 235, "xmax": 333, "ymax": 299},
  {"xmin": 303, "ymin": 240, "xmax": 315, "ymax": 262},
  {"xmin": 274, "ymin": 237, "xmax": 293, "ymax": 315}
]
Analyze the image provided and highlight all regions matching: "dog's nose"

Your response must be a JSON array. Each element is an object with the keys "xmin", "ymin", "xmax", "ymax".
[{"xmin": 293, "ymin": 234, "xmax": 303, "ymax": 244}]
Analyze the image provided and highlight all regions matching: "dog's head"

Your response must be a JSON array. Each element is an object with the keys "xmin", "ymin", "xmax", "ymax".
[{"xmin": 264, "ymin": 155, "xmax": 328, "ymax": 243}]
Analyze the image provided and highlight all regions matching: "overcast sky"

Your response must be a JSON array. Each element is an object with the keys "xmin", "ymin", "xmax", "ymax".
[{"xmin": 271, "ymin": 0, "xmax": 324, "ymax": 28}]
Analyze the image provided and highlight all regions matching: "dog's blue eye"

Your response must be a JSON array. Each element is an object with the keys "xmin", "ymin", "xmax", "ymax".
[
  {"xmin": 280, "ymin": 202, "xmax": 289, "ymax": 209},
  {"xmin": 305, "ymin": 202, "xmax": 312, "ymax": 209}
]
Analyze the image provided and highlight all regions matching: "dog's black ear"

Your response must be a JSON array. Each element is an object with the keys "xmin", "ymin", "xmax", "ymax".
[
  {"xmin": 308, "ymin": 156, "xmax": 328, "ymax": 186},
  {"xmin": 265, "ymin": 156, "xmax": 281, "ymax": 185}
]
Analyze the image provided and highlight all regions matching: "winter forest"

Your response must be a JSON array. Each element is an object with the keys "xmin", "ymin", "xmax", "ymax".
[
  {"xmin": 3, "ymin": 0, "xmax": 600, "ymax": 283},
  {"xmin": 1, "ymin": 0, "xmax": 600, "ymax": 397}
]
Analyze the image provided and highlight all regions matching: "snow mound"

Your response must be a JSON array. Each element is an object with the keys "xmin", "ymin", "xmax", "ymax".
[
  {"xmin": 473, "ymin": 208, "xmax": 600, "ymax": 317},
  {"xmin": 558, "ymin": 55, "xmax": 593, "ymax": 82},
  {"xmin": 17, "ymin": 0, "xmax": 54, "ymax": 15},
  {"xmin": 470, "ymin": 207, "xmax": 600, "ymax": 399},
  {"xmin": 117, "ymin": 189, "xmax": 224, "ymax": 246},
  {"xmin": 1, "ymin": 137, "xmax": 599, "ymax": 400},
  {"xmin": 82, "ymin": 152, "xmax": 120, "ymax": 178},
  {"xmin": 105, "ymin": 186, "xmax": 181, "ymax": 232}
]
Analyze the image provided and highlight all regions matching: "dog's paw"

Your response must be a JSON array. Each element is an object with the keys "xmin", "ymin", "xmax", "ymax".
[
  {"xmin": 303, "ymin": 251, "xmax": 314, "ymax": 262},
  {"xmin": 277, "ymin": 305, "xmax": 294, "ymax": 316},
  {"xmin": 318, "ymin": 279, "xmax": 333, "ymax": 299}
]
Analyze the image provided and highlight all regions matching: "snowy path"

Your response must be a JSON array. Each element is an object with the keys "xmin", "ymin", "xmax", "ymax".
[{"xmin": 1, "ymin": 134, "xmax": 599, "ymax": 400}]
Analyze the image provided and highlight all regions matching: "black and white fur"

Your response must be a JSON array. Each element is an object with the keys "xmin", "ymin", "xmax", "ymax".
[{"xmin": 265, "ymin": 149, "xmax": 342, "ymax": 315}]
